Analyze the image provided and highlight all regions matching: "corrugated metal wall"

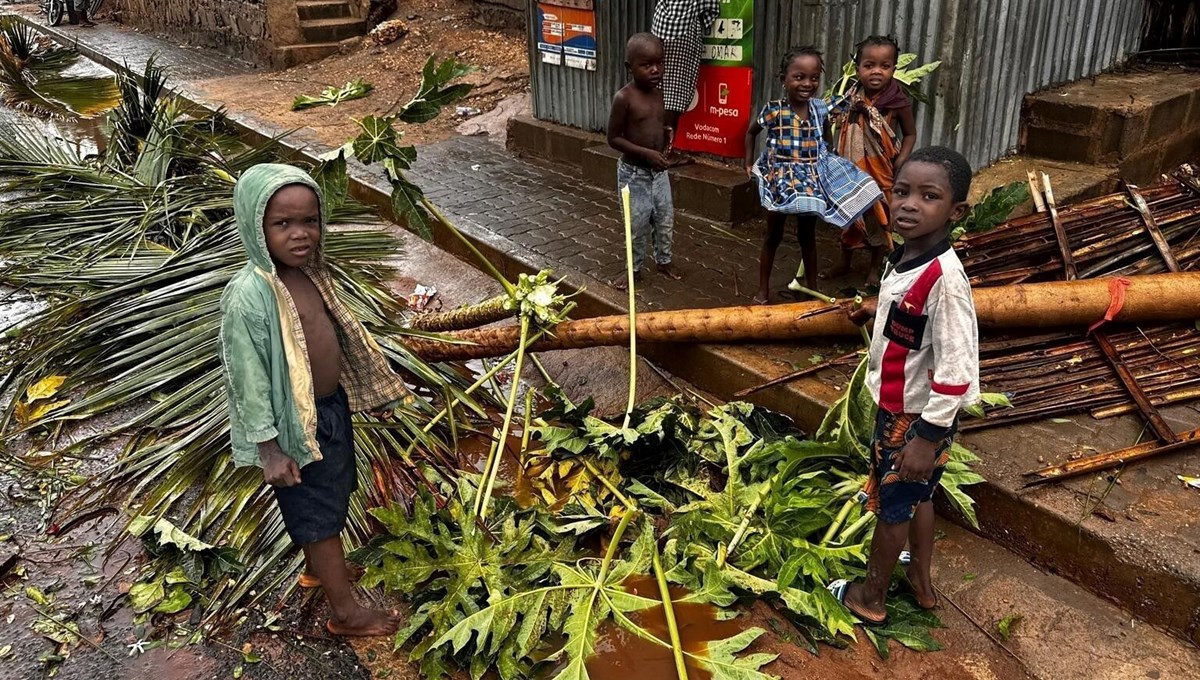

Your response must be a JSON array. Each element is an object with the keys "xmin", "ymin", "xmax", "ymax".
[{"xmin": 529, "ymin": 0, "xmax": 1143, "ymax": 169}]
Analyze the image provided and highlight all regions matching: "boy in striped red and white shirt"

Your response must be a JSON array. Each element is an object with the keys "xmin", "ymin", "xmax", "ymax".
[{"xmin": 831, "ymin": 146, "xmax": 979, "ymax": 626}]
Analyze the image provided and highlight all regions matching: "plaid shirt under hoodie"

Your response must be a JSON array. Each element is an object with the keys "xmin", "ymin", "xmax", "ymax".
[
  {"xmin": 651, "ymin": 0, "xmax": 720, "ymax": 39},
  {"xmin": 866, "ymin": 240, "xmax": 980, "ymax": 441}
]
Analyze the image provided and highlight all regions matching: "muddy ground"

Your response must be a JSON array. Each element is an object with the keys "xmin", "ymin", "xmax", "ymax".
[{"xmin": 194, "ymin": 0, "xmax": 530, "ymax": 150}]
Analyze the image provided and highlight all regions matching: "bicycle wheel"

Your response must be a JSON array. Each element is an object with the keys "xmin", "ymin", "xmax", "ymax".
[{"xmin": 46, "ymin": 0, "xmax": 65, "ymax": 26}]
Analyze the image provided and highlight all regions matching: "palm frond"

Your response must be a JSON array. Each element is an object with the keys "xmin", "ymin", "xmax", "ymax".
[{"xmin": 0, "ymin": 67, "xmax": 486, "ymax": 623}]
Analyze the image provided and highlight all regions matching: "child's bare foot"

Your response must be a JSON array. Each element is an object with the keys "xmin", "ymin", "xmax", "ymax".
[
  {"xmin": 905, "ymin": 566, "xmax": 938, "ymax": 610},
  {"xmin": 657, "ymin": 263, "xmax": 682, "ymax": 280},
  {"xmin": 299, "ymin": 561, "xmax": 364, "ymax": 588},
  {"xmin": 841, "ymin": 582, "xmax": 888, "ymax": 625},
  {"xmin": 608, "ymin": 270, "xmax": 643, "ymax": 291},
  {"xmin": 818, "ymin": 263, "xmax": 853, "ymax": 280},
  {"xmin": 326, "ymin": 605, "xmax": 401, "ymax": 637}
]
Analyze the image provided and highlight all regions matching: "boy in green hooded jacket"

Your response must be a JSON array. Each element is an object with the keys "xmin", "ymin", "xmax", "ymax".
[{"xmin": 219, "ymin": 163, "xmax": 409, "ymax": 636}]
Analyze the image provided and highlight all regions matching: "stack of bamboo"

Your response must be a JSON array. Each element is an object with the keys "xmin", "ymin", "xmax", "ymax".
[
  {"xmin": 958, "ymin": 168, "xmax": 1200, "ymax": 285},
  {"xmin": 966, "ymin": 325, "xmax": 1200, "ymax": 431},
  {"xmin": 965, "ymin": 166, "xmax": 1200, "ymax": 431}
]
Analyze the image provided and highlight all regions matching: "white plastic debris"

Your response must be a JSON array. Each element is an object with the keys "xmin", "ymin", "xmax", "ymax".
[
  {"xmin": 456, "ymin": 106, "xmax": 482, "ymax": 118},
  {"xmin": 408, "ymin": 284, "xmax": 438, "ymax": 312}
]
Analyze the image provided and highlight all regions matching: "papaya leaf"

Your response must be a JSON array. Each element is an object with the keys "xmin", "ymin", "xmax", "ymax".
[
  {"xmin": 687, "ymin": 628, "xmax": 779, "ymax": 680},
  {"xmin": 955, "ymin": 181, "xmax": 1030, "ymax": 239},
  {"xmin": 310, "ymin": 148, "xmax": 349, "ymax": 215},
  {"xmin": 352, "ymin": 115, "xmax": 407, "ymax": 165}
]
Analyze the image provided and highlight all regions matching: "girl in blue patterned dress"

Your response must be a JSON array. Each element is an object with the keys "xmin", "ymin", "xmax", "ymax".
[{"xmin": 744, "ymin": 47, "xmax": 883, "ymax": 304}]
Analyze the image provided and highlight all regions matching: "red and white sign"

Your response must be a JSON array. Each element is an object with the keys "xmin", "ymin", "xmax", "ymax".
[{"xmin": 673, "ymin": 65, "xmax": 753, "ymax": 158}]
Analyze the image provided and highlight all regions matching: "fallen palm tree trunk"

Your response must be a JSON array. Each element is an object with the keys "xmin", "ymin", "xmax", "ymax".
[{"xmin": 403, "ymin": 273, "xmax": 1200, "ymax": 362}]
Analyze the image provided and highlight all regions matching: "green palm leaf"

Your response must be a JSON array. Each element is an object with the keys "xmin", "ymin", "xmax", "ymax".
[{"xmin": 0, "ymin": 69, "xmax": 483, "ymax": 622}]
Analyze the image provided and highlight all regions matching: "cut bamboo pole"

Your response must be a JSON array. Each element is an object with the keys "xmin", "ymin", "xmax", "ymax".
[
  {"xmin": 1042, "ymin": 173, "xmax": 1078, "ymax": 280},
  {"xmin": 402, "ymin": 273, "xmax": 1200, "ymax": 362},
  {"xmin": 1124, "ymin": 182, "xmax": 1182, "ymax": 273},
  {"xmin": 1091, "ymin": 331, "xmax": 1179, "ymax": 443},
  {"xmin": 1023, "ymin": 427, "xmax": 1200, "ymax": 486}
]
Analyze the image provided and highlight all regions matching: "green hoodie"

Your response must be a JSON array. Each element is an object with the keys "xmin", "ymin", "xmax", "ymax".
[{"xmin": 219, "ymin": 164, "xmax": 408, "ymax": 468}]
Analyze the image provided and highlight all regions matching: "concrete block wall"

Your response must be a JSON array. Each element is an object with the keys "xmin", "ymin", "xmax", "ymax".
[
  {"xmin": 470, "ymin": 0, "xmax": 526, "ymax": 28},
  {"xmin": 109, "ymin": 0, "xmax": 372, "ymax": 67},
  {"xmin": 109, "ymin": 0, "xmax": 287, "ymax": 65},
  {"xmin": 1019, "ymin": 70, "xmax": 1200, "ymax": 184}
]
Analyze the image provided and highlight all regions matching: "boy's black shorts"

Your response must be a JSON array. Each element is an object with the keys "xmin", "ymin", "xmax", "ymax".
[{"xmin": 273, "ymin": 386, "xmax": 358, "ymax": 545}]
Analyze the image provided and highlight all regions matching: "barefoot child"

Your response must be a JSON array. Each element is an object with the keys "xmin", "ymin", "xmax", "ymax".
[
  {"xmin": 219, "ymin": 164, "xmax": 410, "ymax": 637},
  {"xmin": 829, "ymin": 146, "xmax": 978, "ymax": 624},
  {"xmin": 746, "ymin": 47, "xmax": 882, "ymax": 304},
  {"xmin": 607, "ymin": 33, "xmax": 681, "ymax": 287},
  {"xmin": 820, "ymin": 35, "xmax": 917, "ymax": 288}
]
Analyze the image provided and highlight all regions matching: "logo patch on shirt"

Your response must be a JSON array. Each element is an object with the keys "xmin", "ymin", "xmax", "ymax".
[{"xmin": 884, "ymin": 300, "xmax": 927, "ymax": 350}]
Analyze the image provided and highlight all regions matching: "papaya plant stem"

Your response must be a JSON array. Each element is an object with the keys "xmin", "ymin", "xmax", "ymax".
[
  {"xmin": 519, "ymin": 389, "xmax": 533, "ymax": 456},
  {"xmin": 402, "ymin": 316, "xmax": 565, "ymax": 461},
  {"xmin": 652, "ymin": 549, "xmax": 689, "ymax": 680},
  {"xmin": 583, "ymin": 459, "xmax": 635, "ymax": 509},
  {"xmin": 853, "ymin": 295, "xmax": 870, "ymax": 347},
  {"xmin": 837, "ymin": 510, "xmax": 876, "ymax": 545},
  {"xmin": 821, "ymin": 494, "xmax": 858, "ymax": 546},
  {"xmin": 423, "ymin": 196, "xmax": 516, "ymax": 297},
  {"xmin": 792, "ymin": 284, "xmax": 837, "ymax": 304},
  {"xmin": 478, "ymin": 314, "xmax": 531, "ymax": 521},
  {"xmin": 472, "ymin": 429, "xmax": 501, "ymax": 517},
  {"xmin": 620, "ymin": 185, "xmax": 637, "ymax": 430},
  {"xmin": 718, "ymin": 471, "xmax": 779, "ymax": 568},
  {"xmin": 598, "ymin": 506, "xmax": 636, "ymax": 586}
]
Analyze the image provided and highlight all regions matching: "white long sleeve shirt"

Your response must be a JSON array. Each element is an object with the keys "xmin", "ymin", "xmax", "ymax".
[{"xmin": 866, "ymin": 240, "xmax": 980, "ymax": 441}]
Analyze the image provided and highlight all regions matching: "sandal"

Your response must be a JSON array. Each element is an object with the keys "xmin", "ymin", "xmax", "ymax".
[{"xmin": 827, "ymin": 579, "xmax": 889, "ymax": 626}]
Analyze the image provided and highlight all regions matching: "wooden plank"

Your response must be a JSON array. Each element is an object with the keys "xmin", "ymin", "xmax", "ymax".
[{"xmin": 1027, "ymin": 170, "xmax": 1046, "ymax": 213}]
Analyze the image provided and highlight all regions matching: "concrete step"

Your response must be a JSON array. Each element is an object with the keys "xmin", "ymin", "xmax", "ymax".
[
  {"xmin": 932, "ymin": 521, "xmax": 1200, "ymax": 679},
  {"xmin": 951, "ymin": 406, "xmax": 1200, "ymax": 648},
  {"xmin": 969, "ymin": 155, "xmax": 1119, "ymax": 217},
  {"xmin": 299, "ymin": 17, "xmax": 367, "ymax": 43},
  {"xmin": 507, "ymin": 115, "xmax": 759, "ymax": 224},
  {"xmin": 273, "ymin": 42, "xmax": 343, "ymax": 69},
  {"xmin": 581, "ymin": 144, "xmax": 758, "ymax": 225},
  {"xmin": 297, "ymin": 0, "xmax": 352, "ymax": 21},
  {"xmin": 1019, "ymin": 68, "xmax": 1200, "ymax": 182}
]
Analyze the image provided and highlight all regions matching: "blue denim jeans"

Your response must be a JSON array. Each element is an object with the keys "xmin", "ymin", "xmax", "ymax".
[{"xmin": 617, "ymin": 161, "xmax": 674, "ymax": 271}]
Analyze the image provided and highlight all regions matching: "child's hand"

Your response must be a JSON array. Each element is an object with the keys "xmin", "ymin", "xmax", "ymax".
[
  {"xmin": 259, "ymin": 443, "xmax": 301, "ymax": 487},
  {"xmin": 645, "ymin": 150, "xmax": 670, "ymax": 170},
  {"xmin": 745, "ymin": 163, "xmax": 755, "ymax": 179},
  {"xmin": 369, "ymin": 408, "xmax": 393, "ymax": 420},
  {"xmin": 847, "ymin": 297, "xmax": 877, "ymax": 326},
  {"xmin": 894, "ymin": 436, "xmax": 938, "ymax": 482}
]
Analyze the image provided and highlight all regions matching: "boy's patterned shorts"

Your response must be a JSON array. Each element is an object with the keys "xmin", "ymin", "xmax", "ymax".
[{"xmin": 864, "ymin": 410, "xmax": 955, "ymax": 525}]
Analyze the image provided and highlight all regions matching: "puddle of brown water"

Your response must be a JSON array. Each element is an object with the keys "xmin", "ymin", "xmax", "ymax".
[
  {"xmin": 583, "ymin": 575, "xmax": 747, "ymax": 680},
  {"xmin": 457, "ymin": 426, "xmax": 538, "ymax": 508}
]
